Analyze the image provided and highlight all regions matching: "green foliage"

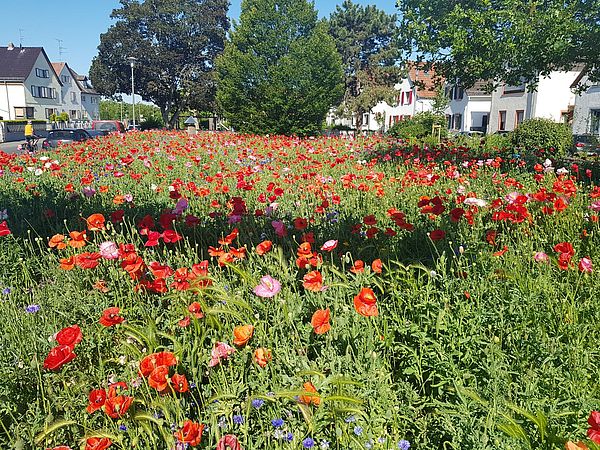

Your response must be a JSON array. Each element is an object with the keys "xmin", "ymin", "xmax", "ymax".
[
  {"xmin": 328, "ymin": 0, "xmax": 402, "ymax": 130},
  {"xmin": 216, "ymin": 0, "xmax": 344, "ymax": 135},
  {"xmin": 99, "ymin": 100, "xmax": 163, "ymax": 127},
  {"xmin": 397, "ymin": 0, "xmax": 600, "ymax": 88},
  {"xmin": 90, "ymin": 0, "xmax": 229, "ymax": 128},
  {"xmin": 483, "ymin": 133, "xmax": 513, "ymax": 153},
  {"xmin": 387, "ymin": 111, "xmax": 448, "ymax": 140},
  {"xmin": 49, "ymin": 113, "xmax": 69, "ymax": 123},
  {"xmin": 139, "ymin": 116, "xmax": 163, "ymax": 131},
  {"xmin": 511, "ymin": 118, "xmax": 573, "ymax": 158}
]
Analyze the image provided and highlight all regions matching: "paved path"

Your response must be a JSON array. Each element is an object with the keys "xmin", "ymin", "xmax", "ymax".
[{"xmin": 0, "ymin": 140, "xmax": 26, "ymax": 155}]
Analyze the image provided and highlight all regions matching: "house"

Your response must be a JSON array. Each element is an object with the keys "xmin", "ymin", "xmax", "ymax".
[
  {"xmin": 444, "ymin": 81, "xmax": 492, "ymax": 133},
  {"xmin": 52, "ymin": 62, "xmax": 100, "ymax": 121},
  {"xmin": 488, "ymin": 69, "xmax": 581, "ymax": 134},
  {"xmin": 326, "ymin": 62, "xmax": 442, "ymax": 132},
  {"xmin": 0, "ymin": 43, "xmax": 62, "ymax": 120},
  {"xmin": 571, "ymin": 69, "xmax": 600, "ymax": 136}
]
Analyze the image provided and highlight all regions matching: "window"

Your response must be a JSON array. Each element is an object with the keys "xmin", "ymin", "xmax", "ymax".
[
  {"xmin": 504, "ymin": 83, "xmax": 525, "ymax": 94},
  {"xmin": 45, "ymin": 108, "xmax": 57, "ymax": 119},
  {"xmin": 81, "ymin": 95, "xmax": 86, "ymax": 102},
  {"xmin": 70, "ymin": 110, "xmax": 79, "ymax": 120},
  {"xmin": 363, "ymin": 113, "xmax": 369, "ymax": 126},
  {"xmin": 590, "ymin": 110, "xmax": 600, "ymax": 135},
  {"xmin": 14, "ymin": 107, "xmax": 34, "ymax": 118},
  {"xmin": 61, "ymin": 75, "xmax": 71, "ymax": 84},
  {"xmin": 405, "ymin": 91, "xmax": 413, "ymax": 105},
  {"xmin": 35, "ymin": 68, "xmax": 50, "ymax": 78},
  {"xmin": 71, "ymin": 92, "xmax": 77, "ymax": 102},
  {"xmin": 446, "ymin": 114, "xmax": 452, "ymax": 128},
  {"xmin": 453, "ymin": 113, "xmax": 462, "ymax": 130},
  {"xmin": 499, "ymin": 111, "xmax": 507, "ymax": 131},
  {"xmin": 30, "ymin": 86, "xmax": 56, "ymax": 99},
  {"xmin": 515, "ymin": 110, "xmax": 525, "ymax": 127}
]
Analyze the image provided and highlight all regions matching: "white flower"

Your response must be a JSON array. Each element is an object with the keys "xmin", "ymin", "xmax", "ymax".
[{"xmin": 463, "ymin": 197, "xmax": 487, "ymax": 207}]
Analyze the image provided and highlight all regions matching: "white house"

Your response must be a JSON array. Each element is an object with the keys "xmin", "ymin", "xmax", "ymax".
[
  {"xmin": 0, "ymin": 43, "xmax": 62, "ymax": 120},
  {"xmin": 444, "ymin": 81, "xmax": 492, "ymax": 133},
  {"xmin": 571, "ymin": 69, "xmax": 600, "ymax": 136},
  {"xmin": 52, "ymin": 62, "xmax": 100, "ymax": 121},
  {"xmin": 327, "ymin": 63, "xmax": 441, "ymax": 132},
  {"xmin": 488, "ymin": 69, "xmax": 581, "ymax": 133}
]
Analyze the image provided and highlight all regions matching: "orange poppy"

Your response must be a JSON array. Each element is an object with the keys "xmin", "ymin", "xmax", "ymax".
[
  {"xmin": 68, "ymin": 230, "xmax": 87, "ymax": 248},
  {"xmin": 299, "ymin": 381, "xmax": 320, "ymax": 406},
  {"xmin": 148, "ymin": 365, "xmax": 170, "ymax": 392},
  {"xmin": 59, "ymin": 256, "xmax": 75, "ymax": 270},
  {"xmin": 48, "ymin": 234, "xmax": 67, "ymax": 249},
  {"xmin": 253, "ymin": 347, "xmax": 272, "ymax": 368},
  {"xmin": 303, "ymin": 270, "xmax": 323, "ymax": 292},
  {"xmin": 311, "ymin": 308, "xmax": 331, "ymax": 334},
  {"xmin": 350, "ymin": 260, "xmax": 365, "ymax": 274},
  {"xmin": 113, "ymin": 195, "xmax": 125, "ymax": 205},
  {"xmin": 353, "ymin": 287, "xmax": 378, "ymax": 317},
  {"xmin": 86, "ymin": 213, "xmax": 106, "ymax": 231},
  {"xmin": 233, "ymin": 324, "xmax": 254, "ymax": 346},
  {"xmin": 371, "ymin": 259, "xmax": 383, "ymax": 274},
  {"xmin": 565, "ymin": 442, "xmax": 589, "ymax": 450}
]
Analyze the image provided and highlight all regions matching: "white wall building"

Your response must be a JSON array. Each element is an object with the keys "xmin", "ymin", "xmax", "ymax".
[
  {"xmin": 52, "ymin": 63, "xmax": 100, "ymax": 121},
  {"xmin": 0, "ymin": 44, "xmax": 62, "ymax": 120},
  {"xmin": 488, "ymin": 69, "xmax": 581, "ymax": 133},
  {"xmin": 572, "ymin": 70, "xmax": 600, "ymax": 136},
  {"xmin": 445, "ymin": 81, "xmax": 491, "ymax": 133}
]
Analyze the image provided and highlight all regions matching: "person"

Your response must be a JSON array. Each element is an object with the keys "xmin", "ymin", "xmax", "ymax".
[{"xmin": 24, "ymin": 120, "xmax": 37, "ymax": 154}]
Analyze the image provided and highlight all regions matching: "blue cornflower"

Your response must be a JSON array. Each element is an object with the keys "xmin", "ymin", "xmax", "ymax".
[
  {"xmin": 353, "ymin": 426, "xmax": 363, "ymax": 436},
  {"xmin": 271, "ymin": 418, "xmax": 284, "ymax": 428},
  {"xmin": 252, "ymin": 399, "xmax": 264, "ymax": 409},
  {"xmin": 25, "ymin": 304, "xmax": 40, "ymax": 313},
  {"xmin": 233, "ymin": 414, "xmax": 244, "ymax": 425},
  {"xmin": 377, "ymin": 437, "xmax": 386, "ymax": 444},
  {"xmin": 365, "ymin": 440, "xmax": 373, "ymax": 449},
  {"xmin": 2, "ymin": 287, "xmax": 11, "ymax": 295},
  {"xmin": 398, "ymin": 440, "xmax": 411, "ymax": 450},
  {"xmin": 302, "ymin": 437, "xmax": 315, "ymax": 448},
  {"xmin": 119, "ymin": 424, "xmax": 127, "ymax": 431},
  {"xmin": 345, "ymin": 415, "xmax": 356, "ymax": 423},
  {"xmin": 286, "ymin": 432, "xmax": 294, "ymax": 442}
]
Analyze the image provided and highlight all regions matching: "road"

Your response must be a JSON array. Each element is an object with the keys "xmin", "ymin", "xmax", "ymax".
[{"xmin": 0, "ymin": 140, "xmax": 26, "ymax": 155}]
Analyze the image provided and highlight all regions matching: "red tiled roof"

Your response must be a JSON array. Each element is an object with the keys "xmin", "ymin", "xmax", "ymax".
[{"xmin": 407, "ymin": 62, "xmax": 443, "ymax": 98}]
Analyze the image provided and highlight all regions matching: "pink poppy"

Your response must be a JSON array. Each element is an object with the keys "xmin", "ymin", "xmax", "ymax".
[
  {"xmin": 253, "ymin": 275, "xmax": 281, "ymax": 298},
  {"xmin": 209, "ymin": 342, "xmax": 235, "ymax": 367},
  {"xmin": 320, "ymin": 240, "xmax": 338, "ymax": 252}
]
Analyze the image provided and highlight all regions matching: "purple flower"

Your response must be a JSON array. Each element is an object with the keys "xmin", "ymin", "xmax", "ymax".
[
  {"xmin": 398, "ymin": 440, "xmax": 411, "ymax": 450},
  {"xmin": 233, "ymin": 414, "xmax": 244, "ymax": 425},
  {"xmin": 271, "ymin": 418, "xmax": 284, "ymax": 428},
  {"xmin": 253, "ymin": 275, "xmax": 281, "ymax": 298},
  {"xmin": 302, "ymin": 437, "xmax": 314, "ymax": 448},
  {"xmin": 252, "ymin": 399, "xmax": 264, "ymax": 409},
  {"xmin": 353, "ymin": 426, "xmax": 363, "ymax": 436},
  {"xmin": 25, "ymin": 304, "xmax": 40, "ymax": 313}
]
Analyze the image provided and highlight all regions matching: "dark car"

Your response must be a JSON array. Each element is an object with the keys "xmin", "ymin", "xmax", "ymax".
[
  {"xmin": 42, "ymin": 129, "xmax": 94, "ymax": 149},
  {"xmin": 92, "ymin": 120, "xmax": 126, "ymax": 135},
  {"xmin": 573, "ymin": 134, "xmax": 600, "ymax": 156}
]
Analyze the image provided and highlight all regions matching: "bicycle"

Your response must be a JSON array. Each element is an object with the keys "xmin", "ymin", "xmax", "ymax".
[{"xmin": 25, "ymin": 137, "xmax": 39, "ymax": 154}]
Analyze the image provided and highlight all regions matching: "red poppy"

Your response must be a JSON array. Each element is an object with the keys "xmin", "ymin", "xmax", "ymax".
[
  {"xmin": 216, "ymin": 435, "xmax": 242, "ymax": 450},
  {"xmin": 55, "ymin": 325, "xmax": 82, "ymax": 349},
  {"xmin": 219, "ymin": 228, "xmax": 239, "ymax": 245},
  {"xmin": 363, "ymin": 215, "xmax": 377, "ymax": 226},
  {"xmin": 371, "ymin": 259, "xmax": 383, "ymax": 274},
  {"xmin": 588, "ymin": 411, "xmax": 600, "ymax": 443},
  {"xmin": 162, "ymin": 229, "xmax": 182, "ymax": 243},
  {"xmin": 349, "ymin": 260, "xmax": 365, "ymax": 274},
  {"xmin": 303, "ymin": 271, "xmax": 323, "ymax": 292},
  {"xmin": 139, "ymin": 351, "xmax": 177, "ymax": 377},
  {"xmin": 68, "ymin": 230, "xmax": 87, "ymax": 248},
  {"xmin": 148, "ymin": 261, "xmax": 174, "ymax": 278},
  {"xmin": 353, "ymin": 287, "xmax": 378, "ymax": 317},
  {"xmin": 43, "ymin": 345, "xmax": 76, "ymax": 371},
  {"xmin": 311, "ymin": 308, "xmax": 331, "ymax": 334},
  {"xmin": 86, "ymin": 213, "xmax": 106, "ymax": 231},
  {"xmin": 493, "ymin": 245, "xmax": 509, "ymax": 257},
  {"xmin": 255, "ymin": 240, "xmax": 273, "ymax": 255},
  {"xmin": 174, "ymin": 420, "xmax": 205, "ymax": 446},
  {"xmin": 48, "ymin": 234, "xmax": 67, "ymax": 249},
  {"xmin": 103, "ymin": 395, "xmax": 133, "ymax": 418},
  {"xmin": 172, "ymin": 373, "xmax": 189, "ymax": 393},
  {"xmin": 75, "ymin": 252, "xmax": 102, "ymax": 269},
  {"xmin": 294, "ymin": 217, "xmax": 308, "ymax": 230},
  {"xmin": 148, "ymin": 365, "xmax": 170, "ymax": 392},
  {"xmin": 0, "ymin": 221, "xmax": 12, "ymax": 236},
  {"xmin": 253, "ymin": 347, "xmax": 272, "ymax": 368},
  {"xmin": 59, "ymin": 256, "xmax": 75, "ymax": 270},
  {"xmin": 188, "ymin": 301, "xmax": 204, "ymax": 319},
  {"xmin": 85, "ymin": 437, "xmax": 112, "ymax": 450},
  {"xmin": 86, "ymin": 388, "xmax": 107, "ymax": 414},
  {"xmin": 430, "ymin": 229, "xmax": 446, "ymax": 241},
  {"xmin": 99, "ymin": 307, "xmax": 124, "ymax": 327}
]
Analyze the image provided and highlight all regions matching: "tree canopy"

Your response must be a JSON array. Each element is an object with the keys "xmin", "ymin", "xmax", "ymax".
[
  {"xmin": 397, "ymin": 0, "xmax": 600, "ymax": 88},
  {"xmin": 215, "ymin": 0, "xmax": 344, "ymax": 136},
  {"xmin": 89, "ymin": 0, "xmax": 229, "ymax": 128},
  {"xmin": 328, "ymin": 0, "xmax": 402, "ymax": 130}
]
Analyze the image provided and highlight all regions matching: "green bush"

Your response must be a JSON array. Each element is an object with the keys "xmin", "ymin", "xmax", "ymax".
[
  {"xmin": 139, "ymin": 116, "xmax": 163, "ymax": 131},
  {"xmin": 483, "ymin": 132, "xmax": 513, "ymax": 153},
  {"xmin": 387, "ymin": 112, "xmax": 447, "ymax": 140},
  {"xmin": 511, "ymin": 118, "xmax": 573, "ymax": 157}
]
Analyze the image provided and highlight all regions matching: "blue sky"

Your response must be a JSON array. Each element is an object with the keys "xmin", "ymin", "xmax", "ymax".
[{"xmin": 0, "ymin": 0, "xmax": 398, "ymax": 76}]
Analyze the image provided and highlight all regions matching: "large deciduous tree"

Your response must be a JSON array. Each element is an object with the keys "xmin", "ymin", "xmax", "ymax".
[
  {"xmin": 215, "ymin": 0, "xmax": 344, "ymax": 136},
  {"xmin": 328, "ymin": 0, "xmax": 402, "ymax": 131},
  {"xmin": 397, "ymin": 0, "xmax": 600, "ymax": 88},
  {"xmin": 90, "ymin": 0, "xmax": 229, "ymax": 128}
]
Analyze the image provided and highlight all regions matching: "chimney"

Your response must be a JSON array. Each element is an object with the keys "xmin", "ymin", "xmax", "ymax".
[{"xmin": 7, "ymin": 42, "xmax": 14, "ymax": 50}]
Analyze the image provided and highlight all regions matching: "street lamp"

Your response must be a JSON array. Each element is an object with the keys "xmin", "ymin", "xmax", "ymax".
[{"xmin": 127, "ymin": 57, "xmax": 137, "ymax": 128}]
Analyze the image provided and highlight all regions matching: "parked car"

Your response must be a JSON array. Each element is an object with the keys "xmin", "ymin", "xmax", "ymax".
[
  {"xmin": 572, "ymin": 134, "xmax": 600, "ymax": 155},
  {"xmin": 91, "ymin": 120, "xmax": 126, "ymax": 135},
  {"xmin": 127, "ymin": 124, "xmax": 140, "ymax": 132},
  {"xmin": 42, "ymin": 129, "xmax": 95, "ymax": 149}
]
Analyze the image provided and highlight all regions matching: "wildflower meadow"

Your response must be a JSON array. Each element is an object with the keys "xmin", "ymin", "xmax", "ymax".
[{"xmin": 1, "ymin": 132, "xmax": 600, "ymax": 450}]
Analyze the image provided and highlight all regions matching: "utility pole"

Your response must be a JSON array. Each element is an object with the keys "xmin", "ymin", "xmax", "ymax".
[{"xmin": 127, "ymin": 57, "xmax": 137, "ymax": 128}]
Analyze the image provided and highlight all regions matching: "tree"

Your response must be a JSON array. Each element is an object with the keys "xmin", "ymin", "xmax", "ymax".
[
  {"xmin": 397, "ymin": 0, "xmax": 600, "ymax": 89},
  {"xmin": 215, "ymin": 0, "xmax": 344, "ymax": 136},
  {"xmin": 89, "ymin": 0, "xmax": 229, "ymax": 128},
  {"xmin": 328, "ymin": 0, "xmax": 402, "ymax": 131},
  {"xmin": 99, "ymin": 100, "xmax": 164, "ymax": 127}
]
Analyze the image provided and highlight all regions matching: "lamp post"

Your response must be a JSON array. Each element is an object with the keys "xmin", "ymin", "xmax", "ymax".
[{"xmin": 127, "ymin": 57, "xmax": 137, "ymax": 128}]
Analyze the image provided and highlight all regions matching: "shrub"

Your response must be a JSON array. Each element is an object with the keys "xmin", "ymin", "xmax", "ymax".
[
  {"xmin": 139, "ymin": 116, "xmax": 163, "ymax": 131},
  {"xmin": 387, "ymin": 112, "xmax": 447, "ymax": 140},
  {"xmin": 483, "ymin": 132, "xmax": 513, "ymax": 154},
  {"xmin": 511, "ymin": 118, "xmax": 573, "ymax": 158}
]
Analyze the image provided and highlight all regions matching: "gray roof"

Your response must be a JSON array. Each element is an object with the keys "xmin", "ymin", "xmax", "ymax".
[
  {"xmin": 0, "ymin": 46, "xmax": 44, "ymax": 81},
  {"xmin": 466, "ymin": 80, "xmax": 493, "ymax": 96}
]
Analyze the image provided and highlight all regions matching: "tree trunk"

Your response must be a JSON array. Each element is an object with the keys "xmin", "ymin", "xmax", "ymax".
[{"xmin": 355, "ymin": 106, "xmax": 364, "ymax": 132}]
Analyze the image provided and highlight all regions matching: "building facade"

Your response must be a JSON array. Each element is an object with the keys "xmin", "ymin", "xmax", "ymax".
[
  {"xmin": 445, "ymin": 81, "xmax": 492, "ymax": 133},
  {"xmin": 572, "ymin": 71, "xmax": 600, "ymax": 136}
]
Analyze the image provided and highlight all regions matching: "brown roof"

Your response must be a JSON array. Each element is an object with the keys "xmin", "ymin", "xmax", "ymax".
[
  {"xmin": 407, "ymin": 62, "xmax": 443, "ymax": 98},
  {"xmin": 0, "ymin": 46, "xmax": 61, "ymax": 84},
  {"xmin": 465, "ymin": 80, "xmax": 493, "ymax": 96},
  {"xmin": 51, "ymin": 62, "xmax": 66, "ymax": 76}
]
